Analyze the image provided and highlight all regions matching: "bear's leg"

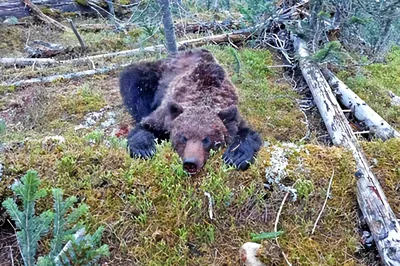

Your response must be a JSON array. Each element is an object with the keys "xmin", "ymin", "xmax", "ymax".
[
  {"xmin": 119, "ymin": 61, "xmax": 163, "ymax": 123},
  {"xmin": 223, "ymin": 127, "xmax": 262, "ymax": 170},
  {"xmin": 120, "ymin": 61, "xmax": 167, "ymax": 159}
]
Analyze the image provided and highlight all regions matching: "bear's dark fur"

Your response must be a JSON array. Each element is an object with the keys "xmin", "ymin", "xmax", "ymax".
[{"xmin": 119, "ymin": 49, "xmax": 262, "ymax": 174}]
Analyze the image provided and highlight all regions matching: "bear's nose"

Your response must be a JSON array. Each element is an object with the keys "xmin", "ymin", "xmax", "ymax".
[{"xmin": 183, "ymin": 158, "xmax": 199, "ymax": 174}]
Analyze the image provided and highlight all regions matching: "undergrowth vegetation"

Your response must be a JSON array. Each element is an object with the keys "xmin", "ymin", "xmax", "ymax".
[
  {"xmin": 1, "ymin": 42, "xmax": 400, "ymax": 264},
  {"xmin": 338, "ymin": 47, "xmax": 400, "ymax": 129}
]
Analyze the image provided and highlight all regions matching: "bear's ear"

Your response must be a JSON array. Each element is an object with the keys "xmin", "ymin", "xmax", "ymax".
[
  {"xmin": 218, "ymin": 105, "xmax": 238, "ymax": 124},
  {"xmin": 168, "ymin": 101, "xmax": 184, "ymax": 120}
]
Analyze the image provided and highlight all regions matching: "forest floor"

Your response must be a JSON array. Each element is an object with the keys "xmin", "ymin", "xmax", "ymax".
[{"xmin": 0, "ymin": 17, "xmax": 400, "ymax": 266}]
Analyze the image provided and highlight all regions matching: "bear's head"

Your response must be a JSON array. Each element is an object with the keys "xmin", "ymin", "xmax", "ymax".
[{"xmin": 168, "ymin": 101, "xmax": 238, "ymax": 175}]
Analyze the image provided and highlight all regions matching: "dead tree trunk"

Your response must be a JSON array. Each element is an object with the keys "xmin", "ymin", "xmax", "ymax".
[
  {"xmin": 0, "ymin": 0, "xmax": 96, "ymax": 18},
  {"xmin": 322, "ymin": 68, "xmax": 400, "ymax": 140},
  {"xmin": 294, "ymin": 36, "xmax": 400, "ymax": 266},
  {"xmin": 158, "ymin": 0, "xmax": 178, "ymax": 54}
]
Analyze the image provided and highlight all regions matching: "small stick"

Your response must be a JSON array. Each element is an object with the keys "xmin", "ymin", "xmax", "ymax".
[
  {"xmin": 204, "ymin": 192, "xmax": 214, "ymax": 220},
  {"xmin": 67, "ymin": 19, "xmax": 86, "ymax": 51},
  {"xmin": 9, "ymin": 246, "xmax": 14, "ymax": 266},
  {"xmin": 311, "ymin": 169, "xmax": 334, "ymax": 234},
  {"xmin": 353, "ymin": 130, "xmax": 371, "ymax": 135},
  {"xmin": 275, "ymin": 181, "xmax": 298, "ymax": 266},
  {"xmin": 54, "ymin": 228, "xmax": 85, "ymax": 263},
  {"xmin": 7, "ymin": 220, "xmax": 22, "ymax": 264}
]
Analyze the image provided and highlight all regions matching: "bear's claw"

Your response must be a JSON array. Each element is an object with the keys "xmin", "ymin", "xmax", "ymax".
[
  {"xmin": 223, "ymin": 130, "xmax": 262, "ymax": 170},
  {"xmin": 127, "ymin": 127, "xmax": 157, "ymax": 159},
  {"xmin": 223, "ymin": 141, "xmax": 255, "ymax": 170}
]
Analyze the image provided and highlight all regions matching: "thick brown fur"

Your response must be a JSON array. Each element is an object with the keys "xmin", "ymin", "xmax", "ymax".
[{"xmin": 119, "ymin": 49, "xmax": 262, "ymax": 173}]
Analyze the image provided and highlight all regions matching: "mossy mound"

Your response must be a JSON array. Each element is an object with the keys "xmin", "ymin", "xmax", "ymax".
[{"xmin": 1, "ymin": 132, "xmax": 364, "ymax": 265}]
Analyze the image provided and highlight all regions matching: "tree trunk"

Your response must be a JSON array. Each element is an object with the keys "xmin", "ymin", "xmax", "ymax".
[
  {"xmin": 322, "ymin": 68, "xmax": 400, "ymax": 140},
  {"xmin": 158, "ymin": 0, "xmax": 178, "ymax": 54},
  {"xmin": 294, "ymin": 36, "xmax": 400, "ymax": 266}
]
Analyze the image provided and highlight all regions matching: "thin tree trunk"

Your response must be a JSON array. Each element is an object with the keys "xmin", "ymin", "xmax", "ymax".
[
  {"xmin": 158, "ymin": 0, "xmax": 178, "ymax": 54},
  {"xmin": 294, "ymin": 36, "xmax": 400, "ymax": 266}
]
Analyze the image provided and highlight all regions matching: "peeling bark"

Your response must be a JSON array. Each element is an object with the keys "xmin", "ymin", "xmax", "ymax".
[
  {"xmin": 294, "ymin": 36, "xmax": 400, "ymax": 266},
  {"xmin": 322, "ymin": 68, "xmax": 400, "ymax": 140}
]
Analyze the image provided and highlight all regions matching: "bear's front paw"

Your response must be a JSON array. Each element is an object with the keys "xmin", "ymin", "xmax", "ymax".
[
  {"xmin": 222, "ymin": 140, "xmax": 256, "ymax": 170},
  {"xmin": 127, "ymin": 129, "xmax": 156, "ymax": 159}
]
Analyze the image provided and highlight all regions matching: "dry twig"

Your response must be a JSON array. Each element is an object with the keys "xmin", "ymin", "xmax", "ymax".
[
  {"xmin": 311, "ymin": 169, "xmax": 334, "ymax": 234},
  {"xmin": 274, "ymin": 178, "xmax": 299, "ymax": 266}
]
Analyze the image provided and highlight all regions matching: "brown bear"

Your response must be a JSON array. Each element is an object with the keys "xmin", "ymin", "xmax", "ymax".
[{"xmin": 119, "ymin": 49, "xmax": 262, "ymax": 174}]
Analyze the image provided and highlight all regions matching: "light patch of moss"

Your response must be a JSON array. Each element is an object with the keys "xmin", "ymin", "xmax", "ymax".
[
  {"xmin": 40, "ymin": 7, "xmax": 61, "ymax": 18},
  {"xmin": 0, "ymin": 26, "xmax": 24, "ymax": 54},
  {"xmin": 75, "ymin": 0, "xmax": 88, "ymax": 5},
  {"xmin": 0, "ymin": 85, "xmax": 16, "ymax": 95},
  {"xmin": 60, "ymin": 83, "xmax": 106, "ymax": 118}
]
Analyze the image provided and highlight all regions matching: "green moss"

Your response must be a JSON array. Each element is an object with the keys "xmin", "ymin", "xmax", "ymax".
[
  {"xmin": 0, "ymin": 26, "xmax": 24, "ymax": 54},
  {"xmin": 75, "ymin": 0, "xmax": 88, "ymax": 6},
  {"xmin": 1, "ymin": 134, "xmax": 368, "ymax": 265},
  {"xmin": 40, "ymin": 7, "xmax": 61, "ymax": 18},
  {"xmin": 60, "ymin": 83, "xmax": 106, "ymax": 117},
  {"xmin": 362, "ymin": 138, "xmax": 400, "ymax": 215},
  {"xmin": 0, "ymin": 85, "xmax": 16, "ymax": 95},
  {"xmin": 337, "ymin": 46, "xmax": 400, "ymax": 130}
]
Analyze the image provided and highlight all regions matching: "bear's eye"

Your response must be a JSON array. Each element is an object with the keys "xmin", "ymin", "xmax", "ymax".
[
  {"xmin": 202, "ymin": 137, "xmax": 211, "ymax": 148},
  {"xmin": 181, "ymin": 135, "xmax": 188, "ymax": 144}
]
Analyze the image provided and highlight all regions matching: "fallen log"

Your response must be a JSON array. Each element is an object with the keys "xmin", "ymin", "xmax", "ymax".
[
  {"xmin": 322, "ymin": 68, "xmax": 400, "ymax": 140},
  {"xmin": 294, "ymin": 36, "xmax": 400, "ymax": 266},
  {"xmin": 2, "ymin": 63, "xmax": 128, "ymax": 87},
  {"xmin": 25, "ymin": 40, "xmax": 65, "ymax": 58},
  {"xmin": 0, "ymin": 0, "xmax": 106, "ymax": 19},
  {"xmin": 0, "ymin": 29, "xmax": 250, "ymax": 68}
]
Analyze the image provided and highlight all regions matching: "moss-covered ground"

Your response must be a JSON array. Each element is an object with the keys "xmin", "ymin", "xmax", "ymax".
[{"xmin": 0, "ymin": 21, "xmax": 399, "ymax": 265}]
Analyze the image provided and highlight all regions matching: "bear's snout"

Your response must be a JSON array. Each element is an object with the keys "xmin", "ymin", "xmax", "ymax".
[
  {"xmin": 183, "ymin": 140, "xmax": 206, "ymax": 175},
  {"xmin": 183, "ymin": 158, "xmax": 199, "ymax": 174}
]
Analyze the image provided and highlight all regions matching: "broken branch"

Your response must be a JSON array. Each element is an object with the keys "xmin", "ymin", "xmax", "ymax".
[{"xmin": 67, "ymin": 19, "xmax": 87, "ymax": 51}]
